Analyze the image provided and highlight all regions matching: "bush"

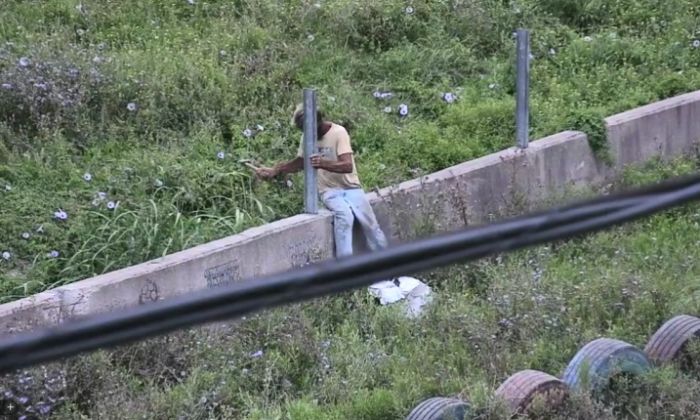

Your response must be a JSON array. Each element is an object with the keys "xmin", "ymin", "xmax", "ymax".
[{"xmin": 566, "ymin": 106, "xmax": 608, "ymax": 156}]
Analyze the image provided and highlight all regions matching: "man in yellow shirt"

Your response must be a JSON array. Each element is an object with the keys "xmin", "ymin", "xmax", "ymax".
[{"xmin": 255, "ymin": 104, "xmax": 389, "ymax": 258}]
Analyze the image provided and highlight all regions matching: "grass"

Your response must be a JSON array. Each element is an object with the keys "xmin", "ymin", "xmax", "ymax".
[
  {"xmin": 2, "ymin": 0, "xmax": 700, "ymax": 297},
  {"xmin": 1, "ymin": 158, "xmax": 700, "ymax": 419}
]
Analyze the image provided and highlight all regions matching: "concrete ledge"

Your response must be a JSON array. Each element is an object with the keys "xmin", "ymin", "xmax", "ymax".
[
  {"xmin": 367, "ymin": 131, "xmax": 604, "ymax": 242},
  {"xmin": 606, "ymin": 91, "xmax": 700, "ymax": 168},
  {"xmin": 1, "ymin": 90, "xmax": 700, "ymax": 333},
  {"xmin": 0, "ymin": 213, "xmax": 334, "ymax": 333}
]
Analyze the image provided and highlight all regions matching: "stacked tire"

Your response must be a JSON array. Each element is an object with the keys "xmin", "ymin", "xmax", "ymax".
[
  {"xmin": 405, "ymin": 314, "xmax": 700, "ymax": 418},
  {"xmin": 495, "ymin": 369, "xmax": 568, "ymax": 415},
  {"xmin": 405, "ymin": 397, "xmax": 469, "ymax": 420}
]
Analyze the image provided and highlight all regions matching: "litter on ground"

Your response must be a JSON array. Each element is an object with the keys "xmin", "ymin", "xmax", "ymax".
[{"xmin": 368, "ymin": 277, "xmax": 433, "ymax": 318}]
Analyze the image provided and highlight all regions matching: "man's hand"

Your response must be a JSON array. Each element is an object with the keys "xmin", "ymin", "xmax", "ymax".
[
  {"xmin": 309, "ymin": 153, "xmax": 353, "ymax": 173},
  {"xmin": 255, "ymin": 166, "xmax": 278, "ymax": 180},
  {"xmin": 310, "ymin": 154, "xmax": 327, "ymax": 169}
]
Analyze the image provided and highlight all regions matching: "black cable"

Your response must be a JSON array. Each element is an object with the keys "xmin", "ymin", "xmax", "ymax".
[
  {"xmin": 0, "ymin": 183, "xmax": 693, "ymax": 371},
  {"xmin": 1, "ymin": 175, "xmax": 699, "ymax": 373}
]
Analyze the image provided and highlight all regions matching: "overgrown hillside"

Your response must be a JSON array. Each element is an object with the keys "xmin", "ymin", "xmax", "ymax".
[
  {"xmin": 1, "ymin": 0, "xmax": 700, "ymax": 298},
  {"xmin": 3, "ymin": 158, "xmax": 700, "ymax": 419}
]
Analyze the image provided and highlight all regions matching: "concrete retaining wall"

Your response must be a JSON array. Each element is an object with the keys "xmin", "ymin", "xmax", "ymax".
[
  {"xmin": 0, "ymin": 214, "xmax": 334, "ymax": 333},
  {"xmin": 367, "ymin": 131, "xmax": 606, "ymax": 243},
  {"xmin": 370, "ymin": 90, "xmax": 700, "ymax": 242},
  {"xmin": 1, "ymin": 90, "xmax": 700, "ymax": 333},
  {"xmin": 607, "ymin": 90, "xmax": 700, "ymax": 168}
]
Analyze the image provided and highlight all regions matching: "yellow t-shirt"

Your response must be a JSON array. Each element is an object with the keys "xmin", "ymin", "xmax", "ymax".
[{"xmin": 297, "ymin": 123, "xmax": 362, "ymax": 194}]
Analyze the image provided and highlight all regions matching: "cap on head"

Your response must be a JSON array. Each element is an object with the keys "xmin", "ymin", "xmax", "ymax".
[
  {"xmin": 291, "ymin": 103, "xmax": 304, "ymax": 127},
  {"xmin": 291, "ymin": 103, "xmax": 324, "ymax": 130}
]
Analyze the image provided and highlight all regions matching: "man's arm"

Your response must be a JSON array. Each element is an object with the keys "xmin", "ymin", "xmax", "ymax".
[
  {"xmin": 311, "ymin": 153, "xmax": 353, "ymax": 173},
  {"xmin": 274, "ymin": 157, "xmax": 303, "ymax": 175},
  {"xmin": 255, "ymin": 157, "xmax": 303, "ymax": 179},
  {"xmin": 312, "ymin": 126, "xmax": 354, "ymax": 173}
]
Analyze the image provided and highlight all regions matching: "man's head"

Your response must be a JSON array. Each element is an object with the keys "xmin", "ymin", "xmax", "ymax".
[{"xmin": 291, "ymin": 103, "xmax": 325, "ymax": 131}]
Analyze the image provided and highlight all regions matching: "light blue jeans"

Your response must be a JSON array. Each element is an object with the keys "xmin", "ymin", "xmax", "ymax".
[{"xmin": 321, "ymin": 188, "xmax": 389, "ymax": 258}]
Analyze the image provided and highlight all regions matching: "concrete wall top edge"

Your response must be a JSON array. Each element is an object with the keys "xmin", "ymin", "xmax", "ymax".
[
  {"xmin": 54, "ymin": 212, "xmax": 332, "ymax": 293},
  {"xmin": 605, "ymin": 90, "xmax": 700, "ymax": 126},
  {"xmin": 0, "ymin": 289, "xmax": 59, "ymax": 317},
  {"xmin": 367, "ymin": 131, "xmax": 588, "ymax": 202},
  {"xmin": 528, "ymin": 131, "xmax": 588, "ymax": 150}
]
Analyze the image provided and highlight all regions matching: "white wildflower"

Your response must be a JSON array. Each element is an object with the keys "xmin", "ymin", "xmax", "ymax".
[
  {"xmin": 97, "ymin": 191, "xmax": 107, "ymax": 200},
  {"xmin": 374, "ymin": 91, "xmax": 394, "ymax": 100},
  {"xmin": 442, "ymin": 92, "xmax": 456, "ymax": 104},
  {"xmin": 48, "ymin": 250, "xmax": 60, "ymax": 259},
  {"xmin": 398, "ymin": 103, "xmax": 409, "ymax": 117},
  {"xmin": 77, "ymin": 29, "xmax": 86, "ymax": 37},
  {"xmin": 405, "ymin": 6, "xmax": 415, "ymax": 14},
  {"xmin": 242, "ymin": 128, "xmax": 253, "ymax": 138},
  {"xmin": 154, "ymin": 179, "xmax": 164, "ymax": 188},
  {"xmin": 187, "ymin": 0, "xmax": 196, "ymax": 4},
  {"xmin": 107, "ymin": 201, "xmax": 118, "ymax": 210},
  {"xmin": 97, "ymin": 43, "xmax": 106, "ymax": 51},
  {"xmin": 549, "ymin": 48, "xmax": 556, "ymax": 56},
  {"xmin": 383, "ymin": 106, "xmax": 393, "ymax": 114},
  {"xmin": 54, "ymin": 209, "xmax": 68, "ymax": 221},
  {"xmin": 217, "ymin": 151, "xmax": 225, "ymax": 160},
  {"xmin": 583, "ymin": 36, "xmax": 592, "ymax": 42},
  {"xmin": 36, "ymin": 225, "xmax": 44, "ymax": 233},
  {"xmin": 1, "ymin": 251, "xmax": 10, "ymax": 261},
  {"xmin": 126, "ymin": 102, "xmax": 138, "ymax": 112},
  {"xmin": 219, "ymin": 50, "xmax": 227, "ymax": 57},
  {"xmin": 1, "ymin": 83, "xmax": 12, "ymax": 90},
  {"xmin": 693, "ymin": 40, "xmax": 700, "ymax": 48},
  {"xmin": 489, "ymin": 83, "xmax": 497, "ymax": 89},
  {"xmin": 307, "ymin": 34, "xmax": 315, "ymax": 42},
  {"xmin": 314, "ymin": 2, "xmax": 321, "ymax": 8},
  {"xmin": 250, "ymin": 350, "xmax": 264, "ymax": 358},
  {"xmin": 21, "ymin": 232, "xmax": 30, "ymax": 240},
  {"xmin": 256, "ymin": 124, "xmax": 264, "ymax": 131},
  {"xmin": 92, "ymin": 198, "xmax": 102, "ymax": 207},
  {"xmin": 83, "ymin": 172, "xmax": 92, "ymax": 182},
  {"xmin": 286, "ymin": 179, "xmax": 293, "ymax": 188},
  {"xmin": 92, "ymin": 56, "xmax": 103, "ymax": 64},
  {"xmin": 4, "ymin": 184, "xmax": 11, "ymax": 191},
  {"xmin": 18, "ymin": 57, "xmax": 31, "ymax": 67}
]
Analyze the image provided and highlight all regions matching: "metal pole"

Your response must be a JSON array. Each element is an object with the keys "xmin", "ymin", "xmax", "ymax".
[
  {"xmin": 303, "ymin": 88, "xmax": 318, "ymax": 214},
  {"xmin": 516, "ymin": 29, "xmax": 530, "ymax": 149}
]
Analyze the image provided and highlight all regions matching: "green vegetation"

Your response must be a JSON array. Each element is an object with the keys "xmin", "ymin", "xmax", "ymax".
[
  {"xmin": 1, "ymin": 158, "xmax": 698, "ymax": 419},
  {"xmin": 2, "ymin": 0, "xmax": 700, "ymax": 297}
]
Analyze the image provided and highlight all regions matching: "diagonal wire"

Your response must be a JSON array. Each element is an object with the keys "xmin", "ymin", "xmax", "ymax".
[{"xmin": 0, "ymin": 174, "xmax": 699, "ymax": 373}]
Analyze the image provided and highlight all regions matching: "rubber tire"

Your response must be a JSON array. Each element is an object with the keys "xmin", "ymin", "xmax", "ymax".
[
  {"xmin": 644, "ymin": 315, "xmax": 700, "ymax": 364},
  {"xmin": 495, "ymin": 369, "xmax": 569, "ymax": 414},
  {"xmin": 406, "ymin": 397, "xmax": 469, "ymax": 420},
  {"xmin": 562, "ymin": 338, "xmax": 651, "ymax": 393}
]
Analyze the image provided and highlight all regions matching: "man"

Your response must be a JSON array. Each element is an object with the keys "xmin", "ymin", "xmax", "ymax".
[{"xmin": 255, "ymin": 104, "xmax": 389, "ymax": 258}]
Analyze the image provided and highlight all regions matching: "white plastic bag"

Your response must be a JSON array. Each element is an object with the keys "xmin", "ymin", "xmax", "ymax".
[{"xmin": 368, "ymin": 277, "xmax": 433, "ymax": 318}]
